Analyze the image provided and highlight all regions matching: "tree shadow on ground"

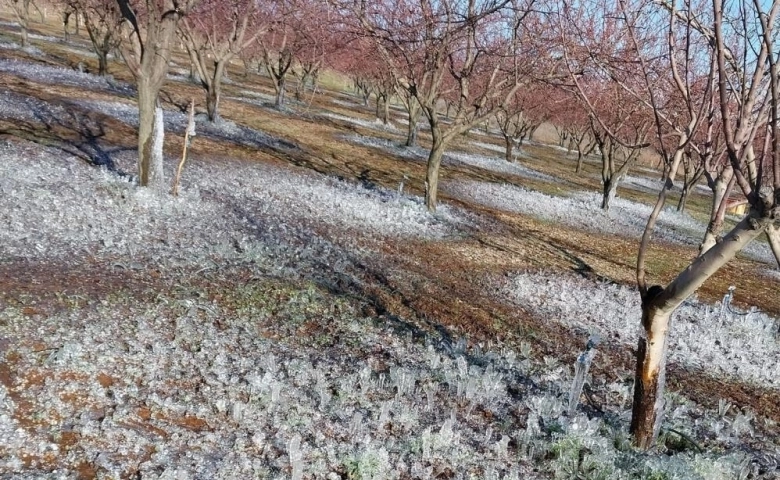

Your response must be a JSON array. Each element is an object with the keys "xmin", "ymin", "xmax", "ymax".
[{"xmin": 0, "ymin": 92, "xmax": 135, "ymax": 177}]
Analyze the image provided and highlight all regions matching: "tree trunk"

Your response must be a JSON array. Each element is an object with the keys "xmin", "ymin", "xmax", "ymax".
[
  {"xmin": 190, "ymin": 63, "xmax": 201, "ymax": 84},
  {"xmin": 137, "ymin": 81, "xmax": 166, "ymax": 191},
  {"xmin": 406, "ymin": 121, "xmax": 419, "ymax": 147},
  {"xmin": 275, "ymin": 77, "xmax": 286, "ymax": 107},
  {"xmin": 765, "ymin": 225, "xmax": 780, "ymax": 269},
  {"xmin": 206, "ymin": 62, "xmax": 225, "ymax": 122},
  {"xmin": 382, "ymin": 96, "xmax": 390, "ymax": 125},
  {"xmin": 676, "ymin": 184, "xmax": 689, "ymax": 212},
  {"xmin": 294, "ymin": 81, "xmax": 303, "ymax": 101},
  {"xmin": 97, "ymin": 49, "xmax": 109, "ymax": 76},
  {"xmin": 631, "ymin": 211, "xmax": 771, "ymax": 448},
  {"xmin": 601, "ymin": 177, "xmax": 617, "ymax": 211},
  {"xmin": 63, "ymin": 11, "xmax": 71, "ymax": 41},
  {"xmin": 504, "ymin": 137, "xmax": 514, "ymax": 162},
  {"xmin": 631, "ymin": 305, "xmax": 671, "ymax": 450},
  {"xmin": 699, "ymin": 172, "xmax": 732, "ymax": 254},
  {"xmin": 425, "ymin": 132, "xmax": 446, "ymax": 212},
  {"xmin": 576, "ymin": 151, "xmax": 584, "ymax": 173},
  {"xmin": 206, "ymin": 86, "xmax": 220, "ymax": 122}
]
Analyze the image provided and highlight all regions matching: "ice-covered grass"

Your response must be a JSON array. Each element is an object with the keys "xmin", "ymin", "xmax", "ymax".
[
  {"xmin": 74, "ymin": 99, "xmax": 297, "ymax": 152},
  {"xmin": 0, "ymin": 89, "xmax": 70, "ymax": 123},
  {"xmin": 331, "ymin": 97, "xmax": 363, "ymax": 108},
  {"xmin": 0, "ymin": 139, "xmax": 466, "ymax": 265},
  {"xmin": 320, "ymin": 111, "xmax": 400, "ymax": 132},
  {"xmin": 446, "ymin": 180, "xmax": 701, "ymax": 244},
  {"xmin": 237, "ymin": 89, "xmax": 277, "ymax": 103},
  {"xmin": 1, "ymin": 275, "xmax": 772, "ymax": 478},
  {"xmin": 623, "ymin": 174, "xmax": 673, "ymax": 193},
  {"xmin": 27, "ymin": 32, "xmax": 62, "ymax": 43},
  {"xmin": 0, "ymin": 58, "xmax": 132, "ymax": 95},
  {"xmin": 445, "ymin": 180, "xmax": 776, "ymax": 263},
  {"xmin": 472, "ymin": 140, "xmax": 508, "ymax": 154},
  {"xmin": 342, "ymin": 133, "xmax": 428, "ymax": 161},
  {"xmin": 2, "ymin": 49, "xmax": 779, "ymax": 478},
  {"xmin": 0, "ymin": 41, "xmax": 44, "ymax": 56},
  {"xmin": 502, "ymin": 271, "xmax": 780, "ymax": 389},
  {"xmin": 446, "ymin": 151, "xmax": 556, "ymax": 182},
  {"xmin": 341, "ymin": 129, "xmax": 553, "ymax": 182}
]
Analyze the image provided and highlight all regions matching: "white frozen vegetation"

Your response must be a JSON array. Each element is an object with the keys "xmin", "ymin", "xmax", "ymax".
[
  {"xmin": 446, "ymin": 151, "xmax": 556, "ymax": 182},
  {"xmin": 321, "ymin": 112, "xmax": 401, "ymax": 132},
  {"xmin": 0, "ymin": 139, "xmax": 465, "ymax": 266},
  {"xmin": 343, "ymin": 133, "xmax": 429, "ymax": 161},
  {"xmin": 0, "ymin": 59, "xmax": 132, "ymax": 94},
  {"xmin": 1, "ymin": 56, "xmax": 778, "ymax": 478},
  {"xmin": 502, "ymin": 271, "xmax": 780, "ymax": 388},
  {"xmin": 0, "ymin": 284, "xmax": 768, "ymax": 478},
  {"xmin": 446, "ymin": 180, "xmax": 776, "ymax": 264}
]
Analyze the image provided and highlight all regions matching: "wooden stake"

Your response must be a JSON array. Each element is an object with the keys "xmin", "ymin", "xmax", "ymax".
[{"xmin": 171, "ymin": 99, "xmax": 195, "ymax": 196}]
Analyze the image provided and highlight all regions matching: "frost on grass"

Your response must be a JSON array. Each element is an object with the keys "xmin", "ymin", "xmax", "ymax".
[
  {"xmin": 0, "ymin": 89, "xmax": 71, "ymax": 124},
  {"xmin": 1, "ymin": 281, "xmax": 771, "ymax": 478},
  {"xmin": 446, "ymin": 151, "xmax": 556, "ymax": 182},
  {"xmin": 623, "ymin": 174, "xmax": 679, "ymax": 194},
  {"xmin": 75, "ymin": 99, "xmax": 297, "ymax": 151},
  {"xmin": 320, "ymin": 112, "xmax": 400, "ymax": 132},
  {"xmin": 446, "ymin": 179, "xmax": 776, "ymax": 263},
  {"xmin": 0, "ymin": 40, "xmax": 44, "ymax": 56},
  {"xmin": 502, "ymin": 271, "xmax": 780, "ymax": 388},
  {"xmin": 0, "ymin": 59, "xmax": 133, "ymax": 95},
  {"xmin": 0, "ymin": 139, "xmax": 465, "ymax": 265},
  {"xmin": 472, "ymin": 140, "xmax": 510, "ymax": 154},
  {"xmin": 342, "ymin": 133, "xmax": 429, "ymax": 161},
  {"xmin": 342, "ymin": 132, "xmax": 555, "ymax": 182}
]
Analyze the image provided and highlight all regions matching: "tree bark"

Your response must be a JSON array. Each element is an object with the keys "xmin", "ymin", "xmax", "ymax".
[
  {"xmin": 630, "ymin": 305, "xmax": 671, "ymax": 450},
  {"xmin": 382, "ymin": 96, "xmax": 390, "ymax": 125},
  {"xmin": 601, "ymin": 177, "xmax": 617, "ymax": 211},
  {"xmin": 63, "ymin": 10, "xmax": 71, "ymax": 41},
  {"xmin": 405, "ymin": 102, "xmax": 422, "ymax": 147},
  {"xmin": 17, "ymin": 0, "xmax": 31, "ymax": 48},
  {"xmin": 504, "ymin": 137, "xmax": 514, "ymax": 162},
  {"xmin": 205, "ymin": 62, "xmax": 225, "ymax": 122},
  {"xmin": 676, "ymin": 184, "xmax": 689, "ymax": 212},
  {"xmin": 274, "ymin": 77, "xmax": 286, "ymax": 107},
  {"xmin": 206, "ymin": 86, "xmax": 220, "ymax": 122},
  {"xmin": 97, "ymin": 51, "xmax": 108, "ymax": 75},
  {"xmin": 766, "ymin": 224, "xmax": 780, "ymax": 269},
  {"xmin": 632, "ymin": 211, "xmax": 771, "ymax": 448},
  {"xmin": 137, "ymin": 81, "xmax": 166, "ymax": 191},
  {"xmin": 406, "ymin": 121, "xmax": 419, "ymax": 147},
  {"xmin": 425, "ymin": 131, "xmax": 446, "ymax": 212},
  {"xmin": 700, "ymin": 170, "xmax": 733, "ymax": 254}
]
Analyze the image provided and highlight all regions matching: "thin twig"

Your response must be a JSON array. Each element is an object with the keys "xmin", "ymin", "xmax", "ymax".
[
  {"xmin": 664, "ymin": 427, "xmax": 704, "ymax": 453},
  {"xmin": 171, "ymin": 99, "xmax": 196, "ymax": 196}
]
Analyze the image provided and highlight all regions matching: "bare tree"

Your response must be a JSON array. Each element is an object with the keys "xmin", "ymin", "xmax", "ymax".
[
  {"xmin": 178, "ymin": 0, "xmax": 263, "ymax": 121},
  {"xmin": 559, "ymin": 2, "xmax": 656, "ymax": 211},
  {"xmin": 291, "ymin": 1, "xmax": 343, "ymax": 101},
  {"xmin": 8, "ymin": 0, "xmax": 33, "ymax": 47},
  {"xmin": 557, "ymin": 0, "xmax": 780, "ymax": 449},
  {"xmin": 64, "ymin": 0, "xmax": 123, "ymax": 75},
  {"xmin": 115, "ymin": 0, "xmax": 201, "ymax": 191},
  {"xmin": 350, "ymin": 0, "xmax": 553, "ymax": 211},
  {"xmin": 495, "ymin": 84, "xmax": 550, "ymax": 162}
]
